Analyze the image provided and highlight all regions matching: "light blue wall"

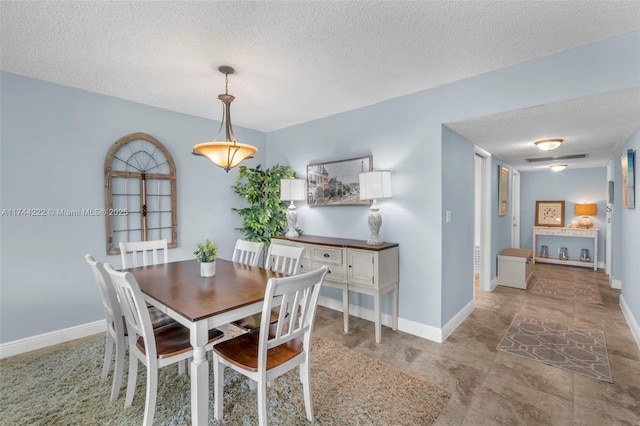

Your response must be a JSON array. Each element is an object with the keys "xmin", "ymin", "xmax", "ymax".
[
  {"xmin": 0, "ymin": 72, "xmax": 266, "ymax": 343},
  {"xmin": 2, "ymin": 31, "xmax": 639, "ymax": 341},
  {"xmin": 441, "ymin": 127, "xmax": 475, "ymax": 322},
  {"xmin": 267, "ymin": 31, "xmax": 640, "ymax": 328},
  {"xmin": 520, "ymin": 168, "xmax": 607, "ymax": 263},
  {"xmin": 620, "ymin": 126, "xmax": 640, "ymax": 330}
]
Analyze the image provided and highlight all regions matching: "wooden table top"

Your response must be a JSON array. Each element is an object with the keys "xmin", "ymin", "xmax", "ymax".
[{"xmin": 126, "ymin": 259, "xmax": 283, "ymax": 322}]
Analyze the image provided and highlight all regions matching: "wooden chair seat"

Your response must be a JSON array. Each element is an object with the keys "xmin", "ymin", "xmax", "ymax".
[
  {"xmin": 213, "ymin": 328, "xmax": 302, "ymax": 372},
  {"xmin": 230, "ymin": 310, "xmax": 280, "ymax": 331},
  {"xmin": 136, "ymin": 323, "xmax": 223, "ymax": 360}
]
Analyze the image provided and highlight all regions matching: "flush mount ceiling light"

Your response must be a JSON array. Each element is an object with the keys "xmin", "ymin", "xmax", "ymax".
[
  {"xmin": 192, "ymin": 66, "xmax": 258, "ymax": 172},
  {"xmin": 550, "ymin": 164, "xmax": 568, "ymax": 171},
  {"xmin": 534, "ymin": 139, "xmax": 564, "ymax": 151}
]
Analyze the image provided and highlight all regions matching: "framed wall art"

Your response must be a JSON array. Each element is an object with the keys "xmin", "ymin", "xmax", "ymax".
[
  {"xmin": 535, "ymin": 200, "xmax": 565, "ymax": 227},
  {"xmin": 622, "ymin": 149, "xmax": 635, "ymax": 209},
  {"xmin": 306, "ymin": 156, "xmax": 372, "ymax": 206},
  {"xmin": 498, "ymin": 165, "xmax": 509, "ymax": 216}
]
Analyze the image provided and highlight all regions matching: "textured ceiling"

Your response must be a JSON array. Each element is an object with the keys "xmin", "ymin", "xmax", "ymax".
[
  {"xmin": 447, "ymin": 88, "xmax": 640, "ymax": 171},
  {"xmin": 1, "ymin": 1, "xmax": 639, "ymax": 170}
]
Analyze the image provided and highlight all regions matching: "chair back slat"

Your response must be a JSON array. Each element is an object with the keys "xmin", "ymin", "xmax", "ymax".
[
  {"xmin": 259, "ymin": 267, "xmax": 327, "ymax": 361},
  {"xmin": 104, "ymin": 263, "xmax": 157, "ymax": 360},
  {"xmin": 85, "ymin": 254, "xmax": 122, "ymax": 332},
  {"xmin": 119, "ymin": 239, "xmax": 168, "ymax": 268},
  {"xmin": 264, "ymin": 244, "xmax": 304, "ymax": 275},
  {"xmin": 232, "ymin": 239, "xmax": 264, "ymax": 267}
]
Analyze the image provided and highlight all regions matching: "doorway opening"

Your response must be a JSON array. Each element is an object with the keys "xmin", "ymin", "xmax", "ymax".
[{"xmin": 474, "ymin": 147, "xmax": 492, "ymax": 293}]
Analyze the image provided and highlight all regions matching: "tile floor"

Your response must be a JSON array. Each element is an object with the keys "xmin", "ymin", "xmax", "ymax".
[{"xmin": 313, "ymin": 263, "xmax": 640, "ymax": 425}]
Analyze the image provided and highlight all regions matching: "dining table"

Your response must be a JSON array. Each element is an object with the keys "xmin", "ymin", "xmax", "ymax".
[{"xmin": 126, "ymin": 258, "xmax": 283, "ymax": 426}]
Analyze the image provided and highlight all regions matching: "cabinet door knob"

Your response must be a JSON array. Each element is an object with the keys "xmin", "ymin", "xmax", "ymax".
[
  {"xmin": 348, "ymin": 265, "xmax": 352, "ymax": 268},
  {"xmin": 323, "ymin": 253, "xmax": 330, "ymax": 258}
]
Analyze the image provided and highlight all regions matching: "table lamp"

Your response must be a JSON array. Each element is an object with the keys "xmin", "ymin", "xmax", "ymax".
[
  {"xmin": 280, "ymin": 178, "xmax": 306, "ymax": 237},
  {"xmin": 359, "ymin": 170, "xmax": 392, "ymax": 245},
  {"xmin": 574, "ymin": 203, "xmax": 597, "ymax": 228}
]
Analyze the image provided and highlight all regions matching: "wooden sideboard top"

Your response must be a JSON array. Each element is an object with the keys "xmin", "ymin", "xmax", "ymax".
[{"xmin": 272, "ymin": 235, "xmax": 399, "ymax": 251}]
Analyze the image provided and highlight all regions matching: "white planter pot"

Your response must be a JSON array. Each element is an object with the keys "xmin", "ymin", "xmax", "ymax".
[{"xmin": 200, "ymin": 261, "xmax": 216, "ymax": 277}]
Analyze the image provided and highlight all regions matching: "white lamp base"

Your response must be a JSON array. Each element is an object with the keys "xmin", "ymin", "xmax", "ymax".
[
  {"xmin": 577, "ymin": 216, "xmax": 593, "ymax": 228},
  {"xmin": 366, "ymin": 200, "xmax": 383, "ymax": 245},
  {"xmin": 285, "ymin": 201, "xmax": 300, "ymax": 237}
]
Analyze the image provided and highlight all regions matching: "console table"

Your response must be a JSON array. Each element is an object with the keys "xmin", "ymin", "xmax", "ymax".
[
  {"xmin": 532, "ymin": 226, "xmax": 598, "ymax": 271},
  {"xmin": 272, "ymin": 235, "xmax": 399, "ymax": 343}
]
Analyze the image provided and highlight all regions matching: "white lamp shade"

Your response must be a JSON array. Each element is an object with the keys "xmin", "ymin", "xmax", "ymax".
[
  {"xmin": 359, "ymin": 170, "xmax": 392, "ymax": 200},
  {"xmin": 280, "ymin": 179, "xmax": 306, "ymax": 201}
]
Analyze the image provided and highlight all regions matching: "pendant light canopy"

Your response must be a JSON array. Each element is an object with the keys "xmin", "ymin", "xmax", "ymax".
[{"xmin": 192, "ymin": 66, "xmax": 258, "ymax": 172}]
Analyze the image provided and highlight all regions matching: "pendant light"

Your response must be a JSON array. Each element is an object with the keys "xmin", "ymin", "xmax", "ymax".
[{"xmin": 192, "ymin": 66, "xmax": 258, "ymax": 172}]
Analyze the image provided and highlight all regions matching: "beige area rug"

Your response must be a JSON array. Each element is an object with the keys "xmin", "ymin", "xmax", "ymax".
[
  {"xmin": 0, "ymin": 334, "xmax": 450, "ymax": 425},
  {"xmin": 497, "ymin": 313, "xmax": 612, "ymax": 383},
  {"xmin": 529, "ymin": 276, "xmax": 603, "ymax": 304}
]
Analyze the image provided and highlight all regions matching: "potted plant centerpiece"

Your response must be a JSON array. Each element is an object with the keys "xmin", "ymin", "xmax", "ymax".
[{"xmin": 194, "ymin": 239, "xmax": 218, "ymax": 277}]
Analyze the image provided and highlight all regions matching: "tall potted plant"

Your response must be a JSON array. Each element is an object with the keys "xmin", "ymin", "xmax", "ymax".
[
  {"xmin": 232, "ymin": 164, "xmax": 298, "ymax": 248},
  {"xmin": 194, "ymin": 239, "xmax": 218, "ymax": 277}
]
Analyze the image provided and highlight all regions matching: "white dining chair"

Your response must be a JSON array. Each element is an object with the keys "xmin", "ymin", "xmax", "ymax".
[
  {"xmin": 103, "ymin": 263, "xmax": 224, "ymax": 426},
  {"xmin": 231, "ymin": 239, "xmax": 264, "ymax": 267},
  {"xmin": 213, "ymin": 266, "xmax": 328, "ymax": 425},
  {"xmin": 120, "ymin": 238, "xmax": 174, "ymax": 330},
  {"xmin": 119, "ymin": 239, "xmax": 168, "ymax": 268},
  {"xmin": 231, "ymin": 243, "xmax": 305, "ymax": 331},
  {"xmin": 264, "ymin": 243, "xmax": 304, "ymax": 275},
  {"xmin": 85, "ymin": 254, "xmax": 125, "ymax": 402}
]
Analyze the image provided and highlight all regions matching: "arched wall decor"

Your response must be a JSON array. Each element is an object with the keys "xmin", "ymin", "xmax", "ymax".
[{"xmin": 104, "ymin": 132, "xmax": 178, "ymax": 255}]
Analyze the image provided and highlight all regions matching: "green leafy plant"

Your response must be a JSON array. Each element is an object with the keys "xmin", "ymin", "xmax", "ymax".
[
  {"xmin": 194, "ymin": 240, "xmax": 218, "ymax": 263},
  {"xmin": 232, "ymin": 164, "xmax": 298, "ymax": 245}
]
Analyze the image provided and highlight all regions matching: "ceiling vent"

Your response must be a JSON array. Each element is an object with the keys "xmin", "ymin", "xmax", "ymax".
[{"xmin": 525, "ymin": 154, "xmax": 589, "ymax": 163}]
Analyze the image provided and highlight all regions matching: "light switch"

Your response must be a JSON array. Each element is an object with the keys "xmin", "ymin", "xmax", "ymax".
[{"xmin": 446, "ymin": 210, "xmax": 452, "ymax": 223}]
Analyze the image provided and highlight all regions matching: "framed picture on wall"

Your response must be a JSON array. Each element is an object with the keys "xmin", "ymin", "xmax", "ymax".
[
  {"xmin": 498, "ymin": 165, "xmax": 509, "ymax": 216},
  {"xmin": 622, "ymin": 149, "xmax": 635, "ymax": 209},
  {"xmin": 306, "ymin": 156, "xmax": 372, "ymax": 206},
  {"xmin": 535, "ymin": 200, "xmax": 565, "ymax": 227}
]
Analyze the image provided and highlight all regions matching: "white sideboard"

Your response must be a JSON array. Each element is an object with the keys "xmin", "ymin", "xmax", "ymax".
[
  {"xmin": 532, "ymin": 226, "xmax": 598, "ymax": 271},
  {"xmin": 272, "ymin": 235, "xmax": 399, "ymax": 343}
]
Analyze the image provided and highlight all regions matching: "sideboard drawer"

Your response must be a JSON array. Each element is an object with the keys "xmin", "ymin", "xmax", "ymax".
[
  {"xmin": 298, "ymin": 259, "xmax": 311, "ymax": 273},
  {"xmin": 312, "ymin": 262, "xmax": 344, "ymax": 282},
  {"xmin": 564, "ymin": 229, "xmax": 595, "ymax": 237},
  {"xmin": 311, "ymin": 247, "xmax": 343, "ymax": 266},
  {"xmin": 536, "ymin": 228, "xmax": 564, "ymax": 236}
]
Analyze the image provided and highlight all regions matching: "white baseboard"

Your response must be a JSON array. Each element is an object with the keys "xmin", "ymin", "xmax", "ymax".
[
  {"xmin": 441, "ymin": 300, "xmax": 475, "ymax": 342},
  {"xmin": 318, "ymin": 296, "xmax": 471, "ymax": 344},
  {"xmin": 598, "ymin": 261, "xmax": 605, "ymax": 270},
  {"xmin": 609, "ymin": 275, "xmax": 622, "ymax": 290},
  {"xmin": 620, "ymin": 294, "xmax": 640, "ymax": 351},
  {"xmin": 0, "ymin": 320, "xmax": 106, "ymax": 359},
  {"xmin": 318, "ymin": 295, "xmax": 394, "ymax": 327},
  {"xmin": 5, "ymin": 296, "xmax": 477, "ymax": 357},
  {"xmin": 489, "ymin": 277, "xmax": 498, "ymax": 291}
]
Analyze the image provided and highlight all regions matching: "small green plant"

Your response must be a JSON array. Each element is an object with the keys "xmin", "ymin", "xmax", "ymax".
[{"xmin": 194, "ymin": 240, "xmax": 218, "ymax": 263}]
